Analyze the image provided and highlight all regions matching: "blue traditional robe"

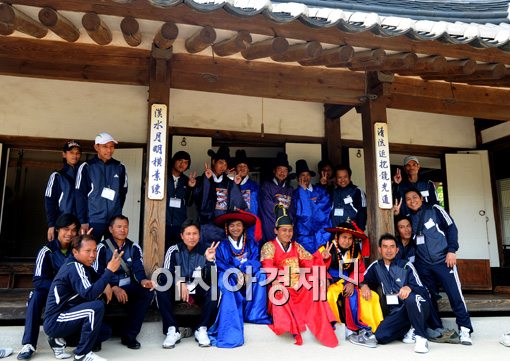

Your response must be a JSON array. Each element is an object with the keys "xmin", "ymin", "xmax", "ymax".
[
  {"xmin": 259, "ymin": 179, "xmax": 294, "ymax": 242},
  {"xmin": 293, "ymin": 185, "xmax": 331, "ymax": 254},
  {"xmin": 208, "ymin": 235, "xmax": 271, "ymax": 348},
  {"xmin": 240, "ymin": 177, "xmax": 259, "ymax": 240}
]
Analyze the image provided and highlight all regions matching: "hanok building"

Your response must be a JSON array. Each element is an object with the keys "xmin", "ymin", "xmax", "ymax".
[{"xmin": 0, "ymin": 0, "xmax": 510, "ymax": 303}]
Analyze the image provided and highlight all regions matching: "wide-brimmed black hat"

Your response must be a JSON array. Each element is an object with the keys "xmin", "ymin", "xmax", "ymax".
[
  {"xmin": 233, "ymin": 149, "xmax": 250, "ymax": 168},
  {"xmin": 207, "ymin": 145, "xmax": 231, "ymax": 166},
  {"xmin": 295, "ymin": 159, "xmax": 316, "ymax": 177},
  {"xmin": 273, "ymin": 152, "xmax": 292, "ymax": 171}
]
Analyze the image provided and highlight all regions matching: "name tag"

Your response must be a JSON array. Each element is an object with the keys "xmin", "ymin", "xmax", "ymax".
[
  {"xmin": 169, "ymin": 197, "xmax": 181, "ymax": 208},
  {"xmin": 334, "ymin": 208, "xmax": 344, "ymax": 216},
  {"xmin": 344, "ymin": 196, "xmax": 353, "ymax": 204},
  {"xmin": 409, "ymin": 256, "xmax": 415, "ymax": 263},
  {"xmin": 386, "ymin": 294, "xmax": 399, "ymax": 305},
  {"xmin": 421, "ymin": 190, "xmax": 430, "ymax": 198},
  {"xmin": 119, "ymin": 277, "xmax": 131, "ymax": 287},
  {"xmin": 101, "ymin": 187, "xmax": 116, "ymax": 201},
  {"xmin": 416, "ymin": 235, "xmax": 425, "ymax": 245},
  {"xmin": 424, "ymin": 218, "xmax": 435, "ymax": 229}
]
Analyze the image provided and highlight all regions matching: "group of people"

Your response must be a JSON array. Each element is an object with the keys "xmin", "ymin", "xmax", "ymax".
[{"xmin": 14, "ymin": 135, "xmax": 478, "ymax": 361}]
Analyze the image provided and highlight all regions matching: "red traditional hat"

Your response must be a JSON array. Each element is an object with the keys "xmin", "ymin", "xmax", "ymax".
[
  {"xmin": 214, "ymin": 210, "xmax": 257, "ymax": 228},
  {"xmin": 325, "ymin": 221, "xmax": 367, "ymax": 241}
]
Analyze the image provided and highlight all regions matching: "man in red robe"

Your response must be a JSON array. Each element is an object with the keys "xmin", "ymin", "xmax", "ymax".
[{"xmin": 260, "ymin": 206, "xmax": 338, "ymax": 347}]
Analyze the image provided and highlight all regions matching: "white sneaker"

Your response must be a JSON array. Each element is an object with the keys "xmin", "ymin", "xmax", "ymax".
[
  {"xmin": 194, "ymin": 326, "xmax": 211, "ymax": 347},
  {"xmin": 48, "ymin": 337, "xmax": 72, "ymax": 359},
  {"xmin": 414, "ymin": 335, "xmax": 429, "ymax": 353},
  {"xmin": 403, "ymin": 327, "xmax": 416, "ymax": 344},
  {"xmin": 163, "ymin": 326, "xmax": 182, "ymax": 349},
  {"xmin": 73, "ymin": 351, "xmax": 106, "ymax": 361},
  {"xmin": 459, "ymin": 326, "xmax": 473, "ymax": 346},
  {"xmin": 499, "ymin": 333, "xmax": 510, "ymax": 347},
  {"xmin": 0, "ymin": 348, "xmax": 13, "ymax": 358}
]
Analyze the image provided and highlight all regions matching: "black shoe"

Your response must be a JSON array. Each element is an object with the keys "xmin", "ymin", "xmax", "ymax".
[
  {"xmin": 17, "ymin": 345, "xmax": 35, "ymax": 360},
  {"xmin": 121, "ymin": 338, "xmax": 141, "ymax": 350},
  {"xmin": 92, "ymin": 343, "xmax": 102, "ymax": 352}
]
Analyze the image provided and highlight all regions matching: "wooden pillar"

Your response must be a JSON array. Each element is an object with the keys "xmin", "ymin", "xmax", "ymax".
[
  {"xmin": 143, "ymin": 45, "xmax": 173, "ymax": 275},
  {"xmin": 324, "ymin": 113, "xmax": 342, "ymax": 166},
  {"xmin": 360, "ymin": 72, "xmax": 394, "ymax": 261}
]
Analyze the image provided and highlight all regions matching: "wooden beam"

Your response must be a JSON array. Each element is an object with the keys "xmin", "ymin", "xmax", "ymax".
[
  {"xmin": 397, "ymin": 55, "xmax": 447, "ymax": 75},
  {"xmin": 171, "ymin": 53, "xmax": 366, "ymax": 105},
  {"xmin": 360, "ymin": 72, "xmax": 394, "ymax": 261},
  {"xmin": 0, "ymin": 3, "xmax": 47, "ymax": 38},
  {"xmin": 120, "ymin": 16, "xmax": 142, "ymax": 47},
  {"xmin": 212, "ymin": 31, "xmax": 252, "ymax": 56},
  {"xmin": 324, "ymin": 104, "xmax": 354, "ymax": 119},
  {"xmin": 328, "ymin": 48, "xmax": 385, "ymax": 68},
  {"xmin": 271, "ymin": 41, "xmax": 322, "ymax": 62},
  {"xmin": 241, "ymin": 37, "xmax": 289, "ymax": 60},
  {"xmin": 324, "ymin": 112, "xmax": 342, "ymax": 166},
  {"xmin": 143, "ymin": 45, "xmax": 172, "ymax": 275},
  {"xmin": 38, "ymin": 7, "xmax": 79, "ymax": 42},
  {"xmin": 354, "ymin": 52, "xmax": 417, "ymax": 72},
  {"xmin": 153, "ymin": 22, "xmax": 178, "ymax": 49},
  {"xmin": 422, "ymin": 63, "xmax": 507, "ymax": 82},
  {"xmin": 185, "ymin": 25, "xmax": 216, "ymax": 53},
  {"xmin": 298, "ymin": 46, "xmax": 353, "ymax": 66},
  {"xmin": 6, "ymin": 0, "xmax": 510, "ymax": 65},
  {"xmin": 81, "ymin": 12, "xmax": 112, "ymax": 45}
]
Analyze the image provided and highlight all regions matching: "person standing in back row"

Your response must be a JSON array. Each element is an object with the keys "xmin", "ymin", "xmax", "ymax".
[{"xmin": 76, "ymin": 132, "xmax": 128, "ymax": 241}]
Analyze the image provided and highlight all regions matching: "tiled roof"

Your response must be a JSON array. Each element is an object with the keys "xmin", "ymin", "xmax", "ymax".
[{"xmin": 149, "ymin": 0, "xmax": 510, "ymax": 52}]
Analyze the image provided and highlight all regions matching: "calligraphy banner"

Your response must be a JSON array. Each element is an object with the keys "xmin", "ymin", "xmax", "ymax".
[
  {"xmin": 374, "ymin": 122, "xmax": 393, "ymax": 209},
  {"xmin": 148, "ymin": 104, "xmax": 167, "ymax": 200}
]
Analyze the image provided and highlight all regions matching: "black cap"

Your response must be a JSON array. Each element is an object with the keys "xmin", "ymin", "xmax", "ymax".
[
  {"xmin": 233, "ymin": 149, "xmax": 250, "ymax": 168},
  {"xmin": 207, "ymin": 145, "xmax": 231, "ymax": 166},
  {"xmin": 63, "ymin": 140, "xmax": 81, "ymax": 152},
  {"xmin": 274, "ymin": 205, "xmax": 293, "ymax": 228},
  {"xmin": 273, "ymin": 152, "xmax": 292, "ymax": 171},
  {"xmin": 295, "ymin": 159, "xmax": 316, "ymax": 177}
]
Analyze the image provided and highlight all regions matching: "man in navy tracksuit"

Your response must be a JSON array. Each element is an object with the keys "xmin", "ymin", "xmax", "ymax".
[
  {"xmin": 166, "ymin": 151, "xmax": 196, "ymax": 249},
  {"xmin": 75, "ymin": 132, "xmax": 127, "ymax": 241},
  {"xmin": 393, "ymin": 155, "xmax": 438, "ymax": 216},
  {"xmin": 330, "ymin": 165, "xmax": 369, "ymax": 257},
  {"xmin": 44, "ymin": 234, "xmax": 122, "ymax": 361},
  {"xmin": 156, "ymin": 220, "xmax": 218, "ymax": 348},
  {"xmin": 357, "ymin": 233, "xmax": 432, "ymax": 353},
  {"xmin": 94, "ymin": 215, "xmax": 154, "ymax": 349},
  {"xmin": 404, "ymin": 188, "xmax": 473, "ymax": 345},
  {"xmin": 44, "ymin": 141, "xmax": 82, "ymax": 242},
  {"xmin": 17, "ymin": 214, "xmax": 79, "ymax": 361}
]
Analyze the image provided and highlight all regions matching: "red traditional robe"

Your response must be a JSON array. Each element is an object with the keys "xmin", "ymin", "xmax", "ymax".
[{"xmin": 260, "ymin": 239, "xmax": 338, "ymax": 347}]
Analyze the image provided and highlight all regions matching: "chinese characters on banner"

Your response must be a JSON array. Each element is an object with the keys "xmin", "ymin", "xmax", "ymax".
[
  {"xmin": 374, "ymin": 122, "xmax": 393, "ymax": 209},
  {"xmin": 148, "ymin": 104, "xmax": 167, "ymax": 200}
]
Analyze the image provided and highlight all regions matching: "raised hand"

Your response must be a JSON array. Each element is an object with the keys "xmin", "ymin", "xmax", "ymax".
[
  {"xmin": 393, "ymin": 197, "xmax": 402, "ymax": 216},
  {"xmin": 393, "ymin": 167, "xmax": 402, "ymax": 184},
  {"xmin": 319, "ymin": 171, "xmax": 328, "ymax": 186},
  {"xmin": 321, "ymin": 242, "xmax": 333, "ymax": 260},
  {"xmin": 107, "ymin": 249, "xmax": 124, "ymax": 273},
  {"xmin": 187, "ymin": 170, "xmax": 197, "ymax": 187},
  {"xmin": 234, "ymin": 171, "xmax": 242, "ymax": 185},
  {"xmin": 204, "ymin": 162, "xmax": 213, "ymax": 179},
  {"xmin": 205, "ymin": 241, "xmax": 219, "ymax": 261}
]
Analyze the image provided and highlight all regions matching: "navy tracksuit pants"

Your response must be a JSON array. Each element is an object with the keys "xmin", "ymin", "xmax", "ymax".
[
  {"xmin": 106, "ymin": 283, "xmax": 154, "ymax": 342},
  {"xmin": 22, "ymin": 288, "xmax": 49, "ymax": 347},
  {"xmin": 415, "ymin": 262, "xmax": 473, "ymax": 332},
  {"xmin": 375, "ymin": 292, "xmax": 430, "ymax": 344},
  {"xmin": 156, "ymin": 284, "xmax": 217, "ymax": 334},
  {"xmin": 44, "ymin": 300, "xmax": 106, "ymax": 355}
]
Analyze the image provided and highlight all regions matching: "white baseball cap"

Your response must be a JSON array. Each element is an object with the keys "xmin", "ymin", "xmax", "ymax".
[{"xmin": 95, "ymin": 132, "xmax": 118, "ymax": 145}]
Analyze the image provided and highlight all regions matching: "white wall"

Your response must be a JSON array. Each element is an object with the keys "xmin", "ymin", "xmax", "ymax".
[
  {"xmin": 0, "ymin": 76, "xmax": 148, "ymax": 143},
  {"xmin": 341, "ymin": 108, "xmax": 476, "ymax": 149}
]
